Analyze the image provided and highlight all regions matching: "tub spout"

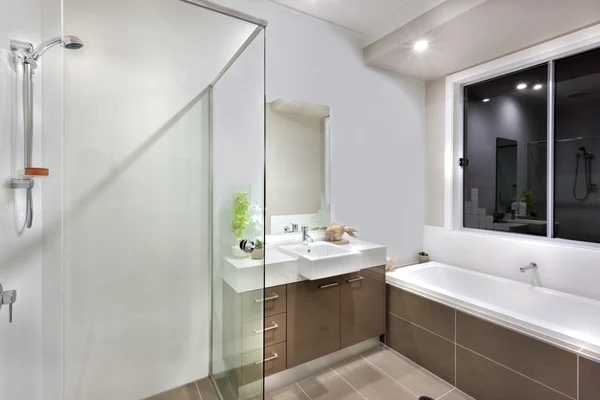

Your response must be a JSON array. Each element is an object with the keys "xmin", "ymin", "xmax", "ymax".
[{"xmin": 520, "ymin": 262, "xmax": 538, "ymax": 273}]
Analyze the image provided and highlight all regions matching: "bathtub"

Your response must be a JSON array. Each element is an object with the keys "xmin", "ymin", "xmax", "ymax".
[{"xmin": 387, "ymin": 262, "xmax": 600, "ymax": 353}]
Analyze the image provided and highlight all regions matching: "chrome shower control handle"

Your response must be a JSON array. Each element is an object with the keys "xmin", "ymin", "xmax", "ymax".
[
  {"xmin": 239, "ymin": 239, "xmax": 256, "ymax": 254},
  {"xmin": 0, "ymin": 283, "xmax": 17, "ymax": 323}
]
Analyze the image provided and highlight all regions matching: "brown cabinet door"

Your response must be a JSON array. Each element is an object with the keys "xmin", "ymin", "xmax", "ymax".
[
  {"xmin": 287, "ymin": 277, "xmax": 341, "ymax": 368},
  {"xmin": 340, "ymin": 265, "xmax": 385, "ymax": 348}
]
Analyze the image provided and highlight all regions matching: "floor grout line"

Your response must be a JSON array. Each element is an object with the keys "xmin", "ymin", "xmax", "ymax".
[
  {"xmin": 195, "ymin": 380, "xmax": 203, "ymax": 400},
  {"xmin": 381, "ymin": 344, "xmax": 455, "ymax": 388},
  {"xmin": 457, "ymin": 344, "xmax": 576, "ymax": 400},
  {"xmin": 295, "ymin": 382, "xmax": 312, "ymax": 400},
  {"xmin": 387, "ymin": 311, "xmax": 455, "ymax": 344},
  {"xmin": 329, "ymin": 366, "xmax": 369, "ymax": 400},
  {"xmin": 360, "ymin": 354, "xmax": 420, "ymax": 398},
  {"xmin": 437, "ymin": 388, "xmax": 456, "ymax": 399}
]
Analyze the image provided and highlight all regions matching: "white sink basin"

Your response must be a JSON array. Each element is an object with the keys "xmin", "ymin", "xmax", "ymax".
[{"xmin": 278, "ymin": 242, "xmax": 361, "ymax": 280}]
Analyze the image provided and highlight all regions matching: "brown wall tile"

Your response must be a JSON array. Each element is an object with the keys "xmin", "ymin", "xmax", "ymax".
[
  {"xmin": 456, "ymin": 346, "xmax": 572, "ymax": 400},
  {"xmin": 580, "ymin": 355, "xmax": 600, "ymax": 400},
  {"xmin": 386, "ymin": 312, "xmax": 455, "ymax": 385},
  {"xmin": 386, "ymin": 285, "xmax": 455, "ymax": 341},
  {"xmin": 456, "ymin": 312, "xmax": 577, "ymax": 398}
]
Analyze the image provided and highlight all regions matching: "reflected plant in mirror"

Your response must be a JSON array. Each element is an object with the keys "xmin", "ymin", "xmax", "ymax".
[{"xmin": 266, "ymin": 98, "xmax": 331, "ymax": 234}]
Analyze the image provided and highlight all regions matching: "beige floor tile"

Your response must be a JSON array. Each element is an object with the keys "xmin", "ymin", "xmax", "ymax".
[
  {"xmin": 333, "ymin": 357, "xmax": 416, "ymax": 399},
  {"xmin": 265, "ymin": 383, "xmax": 310, "ymax": 400},
  {"xmin": 196, "ymin": 377, "xmax": 219, "ymax": 400},
  {"xmin": 146, "ymin": 383, "xmax": 200, "ymax": 400},
  {"xmin": 297, "ymin": 368, "xmax": 365, "ymax": 400},
  {"xmin": 439, "ymin": 389, "xmax": 475, "ymax": 400},
  {"xmin": 364, "ymin": 349, "xmax": 453, "ymax": 398}
]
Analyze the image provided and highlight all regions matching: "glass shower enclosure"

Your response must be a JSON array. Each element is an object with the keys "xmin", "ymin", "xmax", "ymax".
[{"xmin": 4, "ymin": 0, "xmax": 269, "ymax": 399}]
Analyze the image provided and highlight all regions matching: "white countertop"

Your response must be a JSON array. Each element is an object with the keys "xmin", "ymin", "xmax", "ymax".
[{"xmin": 223, "ymin": 238, "xmax": 387, "ymax": 293}]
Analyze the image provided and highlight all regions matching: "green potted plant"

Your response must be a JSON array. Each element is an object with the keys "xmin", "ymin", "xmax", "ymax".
[
  {"xmin": 418, "ymin": 251, "xmax": 430, "ymax": 263},
  {"xmin": 251, "ymin": 238, "xmax": 264, "ymax": 260},
  {"xmin": 231, "ymin": 191, "xmax": 250, "ymax": 258}
]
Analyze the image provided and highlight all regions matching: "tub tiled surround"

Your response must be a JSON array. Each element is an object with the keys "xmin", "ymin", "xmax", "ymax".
[{"xmin": 386, "ymin": 285, "xmax": 600, "ymax": 400}]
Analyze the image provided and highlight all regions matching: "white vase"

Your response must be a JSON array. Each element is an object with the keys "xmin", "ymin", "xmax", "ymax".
[
  {"xmin": 418, "ymin": 255, "xmax": 430, "ymax": 263},
  {"xmin": 231, "ymin": 245, "xmax": 250, "ymax": 259}
]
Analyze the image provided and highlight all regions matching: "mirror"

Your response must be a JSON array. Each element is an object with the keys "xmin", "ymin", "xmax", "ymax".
[
  {"xmin": 266, "ymin": 98, "xmax": 331, "ymax": 234},
  {"xmin": 495, "ymin": 138, "xmax": 518, "ymax": 214}
]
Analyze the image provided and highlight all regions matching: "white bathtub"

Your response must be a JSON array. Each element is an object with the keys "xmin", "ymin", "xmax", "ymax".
[{"xmin": 387, "ymin": 262, "xmax": 600, "ymax": 353}]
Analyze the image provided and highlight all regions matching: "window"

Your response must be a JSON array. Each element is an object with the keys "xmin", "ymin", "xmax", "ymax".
[
  {"xmin": 463, "ymin": 46, "xmax": 600, "ymax": 244},
  {"xmin": 463, "ymin": 65, "xmax": 548, "ymax": 236}
]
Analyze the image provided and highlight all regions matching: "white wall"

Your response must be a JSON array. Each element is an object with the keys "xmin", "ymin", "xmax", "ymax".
[
  {"xmin": 0, "ymin": 0, "xmax": 43, "ymax": 399},
  {"xmin": 266, "ymin": 105, "xmax": 324, "ymax": 233},
  {"xmin": 53, "ymin": 0, "xmax": 255, "ymax": 398},
  {"xmin": 213, "ymin": 0, "xmax": 426, "ymax": 264},
  {"xmin": 425, "ymin": 79, "xmax": 446, "ymax": 227}
]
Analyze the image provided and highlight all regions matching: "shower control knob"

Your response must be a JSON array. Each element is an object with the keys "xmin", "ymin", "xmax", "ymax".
[
  {"xmin": 0, "ymin": 284, "xmax": 17, "ymax": 323},
  {"xmin": 239, "ymin": 239, "xmax": 256, "ymax": 254}
]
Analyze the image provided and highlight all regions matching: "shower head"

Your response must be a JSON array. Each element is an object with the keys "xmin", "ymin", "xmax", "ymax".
[
  {"xmin": 29, "ymin": 36, "xmax": 84, "ymax": 64},
  {"xmin": 62, "ymin": 36, "xmax": 84, "ymax": 50}
]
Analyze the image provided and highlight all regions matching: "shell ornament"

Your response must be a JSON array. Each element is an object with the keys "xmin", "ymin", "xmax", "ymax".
[{"xmin": 326, "ymin": 222, "xmax": 358, "ymax": 241}]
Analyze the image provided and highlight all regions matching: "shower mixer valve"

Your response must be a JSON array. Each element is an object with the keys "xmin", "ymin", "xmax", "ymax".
[{"xmin": 0, "ymin": 283, "xmax": 17, "ymax": 323}]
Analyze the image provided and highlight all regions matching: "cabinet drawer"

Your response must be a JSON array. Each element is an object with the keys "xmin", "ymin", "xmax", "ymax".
[
  {"xmin": 263, "ymin": 342, "xmax": 287, "ymax": 377},
  {"xmin": 241, "ymin": 342, "xmax": 287, "ymax": 384},
  {"xmin": 242, "ymin": 313, "xmax": 287, "ymax": 353},
  {"xmin": 242, "ymin": 285, "xmax": 287, "ymax": 323}
]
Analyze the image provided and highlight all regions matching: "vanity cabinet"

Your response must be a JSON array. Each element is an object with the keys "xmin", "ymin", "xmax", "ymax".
[
  {"xmin": 340, "ymin": 265, "xmax": 386, "ymax": 348},
  {"xmin": 287, "ymin": 276, "xmax": 342, "ymax": 368},
  {"xmin": 286, "ymin": 266, "xmax": 385, "ymax": 368}
]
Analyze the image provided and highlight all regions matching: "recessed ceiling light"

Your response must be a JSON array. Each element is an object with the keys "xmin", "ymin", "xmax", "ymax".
[
  {"xmin": 413, "ymin": 40, "xmax": 429, "ymax": 52},
  {"xmin": 516, "ymin": 83, "xmax": 528, "ymax": 90},
  {"xmin": 533, "ymin": 84, "xmax": 543, "ymax": 90},
  {"xmin": 482, "ymin": 98, "xmax": 490, "ymax": 103}
]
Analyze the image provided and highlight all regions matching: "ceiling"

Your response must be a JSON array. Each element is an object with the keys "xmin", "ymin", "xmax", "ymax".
[
  {"xmin": 268, "ymin": 0, "xmax": 448, "ymax": 45},
  {"xmin": 365, "ymin": 0, "xmax": 600, "ymax": 81},
  {"xmin": 269, "ymin": 0, "xmax": 600, "ymax": 82}
]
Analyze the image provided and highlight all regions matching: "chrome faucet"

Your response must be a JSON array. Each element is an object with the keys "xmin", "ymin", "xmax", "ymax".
[
  {"xmin": 302, "ymin": 226, "xmax": 314, "ymax": 245},
  {"xmin": 520, "ymin": 262, "xmax": 537, "ymax": 273}
]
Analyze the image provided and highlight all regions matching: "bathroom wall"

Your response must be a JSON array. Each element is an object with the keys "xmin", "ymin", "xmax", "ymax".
[
  {"xmin": 212, "ymin": 0, "xmax": 426, "ymax": 265},
  {"xmin": 425, "ymin": 79, "xmax": 446, "ymax": 227},
  {"xmin": 52, "ymin": 0, "xmax": 256, "ymax": 398},
  {"xmin": 0, "ymin": 0, "xmax": 44, "ymax": 399},
  {"xmin": 266, "ymin": 105, "xmax": 325, "ymax": 233}
]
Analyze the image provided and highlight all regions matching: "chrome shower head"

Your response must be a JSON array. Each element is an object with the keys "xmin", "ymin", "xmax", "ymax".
[
  {"xmin": 62, "ymin": 36, "xmax": 84, "ymax": 50},
  {"xmin": 30, "ymin": 36, "xmax": 84, "ymax": 63}
]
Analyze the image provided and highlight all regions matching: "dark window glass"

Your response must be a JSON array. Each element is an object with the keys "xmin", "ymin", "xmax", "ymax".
[
  {"xmin": 464, "ymin": 65, "xmax": 548, "ymax": 235},
  {"xmin": 554, "ymin": 48, "xmax": 600, "ymax": 242}
]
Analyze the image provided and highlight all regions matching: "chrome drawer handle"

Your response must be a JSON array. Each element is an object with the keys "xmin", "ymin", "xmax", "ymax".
[
  {"xmin": 319, "ymin": 282, "xmax": 338, "ymax": 289},
  {"xmin": 254, "ymin": 294, "xmax": 279, "ymax": 303},
  {"xmin": 347, "ymin": 276, "xmax": 364, "ymax": 283},
  {"xmin": 255, "ymin": 352, "xmax": 279, "ymax": 365},
  {"xmin": 254, "ymin": 322, "xmax": 278, "ymax": 334}
]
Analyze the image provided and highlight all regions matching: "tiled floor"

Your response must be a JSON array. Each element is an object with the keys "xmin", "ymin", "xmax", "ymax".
[
  {"xmin": 266, "ymin": 347, "xmax": 475, "ymax": 400},
  {"xmin": 147, "ymin": 347, "xmax": 475, "ymax": 400},
  {"xmin": 146, "ymin": 377, "xmax": 219, "ymax": 400}
]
